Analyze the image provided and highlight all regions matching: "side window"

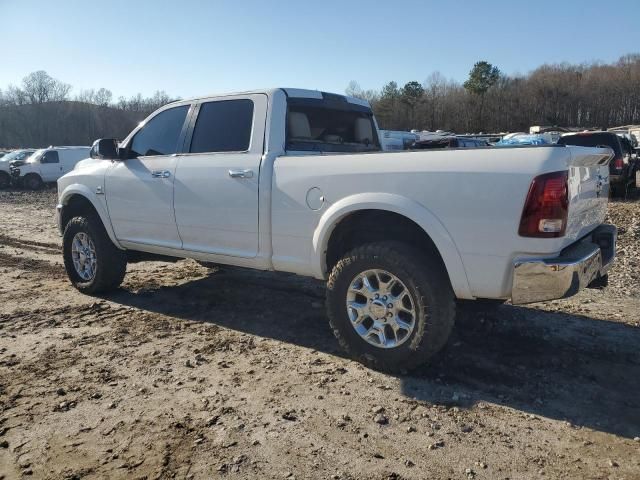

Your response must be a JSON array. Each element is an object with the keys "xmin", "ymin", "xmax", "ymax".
[
  {"xmin": 130, "ymin": 105, "xmax": 189, "ymax": 157},
  {"xmin": 190, "ymin": 99, "xmax": 254, "ymax": 153},
  {"xmin": 41, "ymin": 151, "xmax": 59, "ymax": 164}
]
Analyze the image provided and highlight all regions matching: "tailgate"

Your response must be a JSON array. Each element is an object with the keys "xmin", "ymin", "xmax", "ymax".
[{"xmin": 565, "ymin": 146, "xmax": 612, "ymax": 243}]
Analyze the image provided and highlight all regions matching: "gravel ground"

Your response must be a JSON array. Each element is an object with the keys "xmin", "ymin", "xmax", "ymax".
[{"xmin": 0, "ymin": 186, "xmax": 639, "ymax": 480}]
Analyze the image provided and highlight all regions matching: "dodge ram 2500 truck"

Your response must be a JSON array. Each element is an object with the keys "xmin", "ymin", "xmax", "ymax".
[{"xmin": 56, "ymin": 88, "xmax": 617, "ymax": 372}]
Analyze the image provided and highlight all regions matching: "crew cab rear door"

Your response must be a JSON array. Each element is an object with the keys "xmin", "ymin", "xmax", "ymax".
[
  {"xmin": 173, "ymin": 94, "xmax": 267, "ymax": 258},
  {"xmin": 105, "ymin": 104, "xmax": 191, "ymax": 249}
]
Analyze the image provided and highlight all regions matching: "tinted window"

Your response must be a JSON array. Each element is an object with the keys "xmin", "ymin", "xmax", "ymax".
[
  {"xmin": 41, "ymin": 151, "xmax": 59, "ymax": 164},
  {"xmin": 286, "ymin": 104, "xmax": 380, "ymax": 153},
  {"xmin": 190, "ymin": 100, "xmax": 254, "ymax": 153},
  {"xmin": 130, "ymin": 105, "xmax": 189, "ymax": 157}
]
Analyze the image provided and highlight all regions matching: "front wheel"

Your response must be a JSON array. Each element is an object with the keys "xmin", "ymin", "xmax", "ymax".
[
  {"xmin": 24, "ymin": 173, "xmax": 43, "ymax": 190},
  {"xmin": 63, "ymin": 215, "xmax": 127, "ymax": 294},
  {"xmin": 0, "ymin": 172, "xmax": 10, "ymax": 189},
  {"xmin": 326, "ymin": 241, "xmax": 455, "ymax": 373}
]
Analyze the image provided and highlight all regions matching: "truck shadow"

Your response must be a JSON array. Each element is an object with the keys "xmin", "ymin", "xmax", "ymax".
[{"xmin": 108, "ymin": 267, "xmax": 640, "ymax": 439}]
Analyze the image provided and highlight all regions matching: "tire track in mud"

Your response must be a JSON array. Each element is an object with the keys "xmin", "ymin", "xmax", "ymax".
[
  {"xmin": 0, "ymin": 251, "xmax": 65, "ymax": 277},
  {"xmin": 0, "ymin": 233, "xmax": 60, "ymax": 254},
  {"xmin": 0, "ymin": 232, "xmax": 64, "ymax": 277},
  {"xmin": 0, "ymin": 302, "xmax": 145, "ymax": 334}
]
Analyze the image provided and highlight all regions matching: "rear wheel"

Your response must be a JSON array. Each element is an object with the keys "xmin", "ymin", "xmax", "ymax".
[
  {"xmin": 326, "ymin": 241, "xmax": 455, "ymax": 373},
  {"xmin": 24, "ymin": 173, "xmax": 43, "ymax": 190},
  {"xmin": 0, "ymin": 172, "xmax": 10, "ymax": 189},
  {"xmin": 63, "ymin": 215, "xmax": 127, "ymax": 294}
]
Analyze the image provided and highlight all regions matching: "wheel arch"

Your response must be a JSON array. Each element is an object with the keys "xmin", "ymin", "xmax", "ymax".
[
  {"xmin": 312, "ymin": 193, "xmax": 473, "ymax": 299},
  {"xmin": 58, "ymin": 185, "xmax": 122, "ymax": 249}
]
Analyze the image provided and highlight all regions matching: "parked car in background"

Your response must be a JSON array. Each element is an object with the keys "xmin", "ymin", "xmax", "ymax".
[
  {"xmin": 495, "ymin": 134, "xmax": 550, "ymax": 146},
  {"xmin": 557, "ymin": 131, "xmax": 637, "ymax": 197},
  {"xmin": 56, "ymin": 87, "xmax": 616, "ymax": 372},
  {"xmin": 0, "ymin": 149, "xmax": 36, "ymax": 188},
  {"xmin": 379, "ymin": 130, "xmax": 418, "ymax": 150},
  {"xmin": 11, "ymin": 146, "xmax": 90, "ymax": 190},
  {"xmin": 410, "ymin": 133, "xmax": 490, "ymax": 149},
  {"xmin": 608, "ymin": 125, "xmax": 640, "ymax": 153}
]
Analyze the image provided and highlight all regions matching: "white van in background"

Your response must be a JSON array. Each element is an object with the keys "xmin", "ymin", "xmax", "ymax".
[{"xmin": 11, "ymin": 146, "xmax": 90, "ymax": 189}]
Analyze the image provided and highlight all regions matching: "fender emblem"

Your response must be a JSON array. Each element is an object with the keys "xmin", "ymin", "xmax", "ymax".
[{"xmin": 96, "ymin": 186, "xmax": 104, "ymax": 195}]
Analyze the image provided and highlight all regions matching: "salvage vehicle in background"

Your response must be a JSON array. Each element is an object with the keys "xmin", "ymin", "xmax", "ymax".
[
  {"xmin": 557, "ymin": 131, "xmax": 637, "ymax": 198},
  {"xmin": 11, "ymin": 146, "xmax": 90, "ymax": 190},
  {"xmin": 0, "ymin": 149, "xmax": 35, "ymax": 188},
  {"xmin": 495, "ymin": 133, "xmax": 550, "ymax": 146},
  {"xmin": 410, "ymin": 133, "xmax": 490, "ymax": 149},
  {"xmin": 379, "ymin": 130, "xmax": 418, "ymax": 150},
  {"xmin": 56, "ymin": 88, "xmax": 617, "ymax": 372}
]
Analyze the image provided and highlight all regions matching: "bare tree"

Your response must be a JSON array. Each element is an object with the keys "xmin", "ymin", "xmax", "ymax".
[
  {"xmin": 94, "ymin": 88, "xmax": 112, "ymax": 107},
  {"xmin": 5, "ymin": 85, "xmax": 27, "ymax": 105},
  {"xmin": 21, "ymin": 70, "xmax": 71, "ymax": 104}
]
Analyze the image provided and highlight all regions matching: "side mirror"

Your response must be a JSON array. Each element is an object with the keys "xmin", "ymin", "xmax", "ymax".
[{"xmin": 90, "ymin": 138, "xmax": 120, "ymax": 160}]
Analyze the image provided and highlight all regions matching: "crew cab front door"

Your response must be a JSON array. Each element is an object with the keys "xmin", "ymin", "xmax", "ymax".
[
  {"xmin": 105, "ymin": 104, "xmax": 191, "ymax": 249},
  {"xmin": 39, "ymin": 150, "xmax": 62, "ymax": 181},
  {"xmin": 173, "ymin": 94, "xmax": 267, "ymax": 257}
]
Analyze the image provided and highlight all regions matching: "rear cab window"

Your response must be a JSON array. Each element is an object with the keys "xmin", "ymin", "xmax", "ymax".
[{"xmin": 286, "ymin": 93, "xmax": 380, "ymax": 153}]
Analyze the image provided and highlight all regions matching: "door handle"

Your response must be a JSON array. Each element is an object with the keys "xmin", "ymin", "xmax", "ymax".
[
  {"xmin": 228, "ymin": 169, "xmax": 254, "ymax": 179},
  {"xmin": 151, "ymin": 170, "xmax": 171, "ymax": 178}
]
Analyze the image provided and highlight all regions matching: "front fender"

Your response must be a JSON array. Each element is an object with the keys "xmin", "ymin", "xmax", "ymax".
[
  {"xmin": 58, "ymin": 183, "xmax": 122, "ymax": 249},
  {"xmin": 311, "ymin": 192, "xmax": 473, "ymax": 299}
]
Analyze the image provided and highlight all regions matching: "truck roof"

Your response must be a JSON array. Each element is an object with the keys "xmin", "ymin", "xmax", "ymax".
[{"xmin": 171, "ymin": 88, "xmax": 372, "ymax": 109}]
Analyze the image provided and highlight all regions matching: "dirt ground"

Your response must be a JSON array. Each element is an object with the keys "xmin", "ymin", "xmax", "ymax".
[{"xmin": 0, "ymin": 187, "xmax": 639, "ymax": 480}]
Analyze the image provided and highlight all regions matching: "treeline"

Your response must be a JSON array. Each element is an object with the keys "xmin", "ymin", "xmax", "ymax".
[
  {"xmin": 0, "ymin": 71, "xmax": 178, "ymax": 147},
  {"xmin": 2, "ymin": 56, "xmax": 640, "ymax": 147},
  {"xmin": 347, "ymin": 54, "xmax": 640, "ymax": 133}
]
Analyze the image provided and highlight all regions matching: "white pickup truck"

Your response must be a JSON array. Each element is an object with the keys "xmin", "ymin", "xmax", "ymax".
[{"xmin": 56, "ymin": 88, "xmax": 617, "ymax": 372}]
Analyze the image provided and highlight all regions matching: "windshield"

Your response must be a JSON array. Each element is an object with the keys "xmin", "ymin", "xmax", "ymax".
[
  {"xmin": 0, "ymin": 150, "xmax": 34, "ymax": 162},
  {"xmin": 286, "ymin": 96, "xmax": 380, "ymax": 153}
]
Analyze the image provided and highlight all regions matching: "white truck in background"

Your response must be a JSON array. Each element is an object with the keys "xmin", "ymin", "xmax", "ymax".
[
  {"xmin": 11, "ymin": 146, "xmax": 90, "ymax": 190},
  {"xmin": 56, "ymin": 88, "xmax": 616, "ymax": 372}
]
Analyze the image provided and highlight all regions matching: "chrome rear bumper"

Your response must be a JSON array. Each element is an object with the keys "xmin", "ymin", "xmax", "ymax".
[{"xmin": 511, "ymin": 224, "xmax": 616, "ymax": 305}]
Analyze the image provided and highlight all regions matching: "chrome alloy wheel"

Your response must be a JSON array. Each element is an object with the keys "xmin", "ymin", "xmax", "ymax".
[
  {"xmin": 346, "ymin": 269, "xmax": 417, "ymax": 349},
  {"xmin": 71, "ymin": 232, "xmax": 97, "ymax": 281}
]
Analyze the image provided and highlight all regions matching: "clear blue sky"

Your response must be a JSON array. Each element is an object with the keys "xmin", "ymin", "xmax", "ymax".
[{"xmin": 1, "ymin": 0, "xmax": 639, "ymax": 99}]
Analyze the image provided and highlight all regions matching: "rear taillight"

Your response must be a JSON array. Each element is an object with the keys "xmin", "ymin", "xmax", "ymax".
[
  {"xmin": 612, "ymin": 156, "xmax": 624, "ymax": 171},
  {"xmin": 519, "ymin": 171, "xmax": 569, "ymax": 238}
]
